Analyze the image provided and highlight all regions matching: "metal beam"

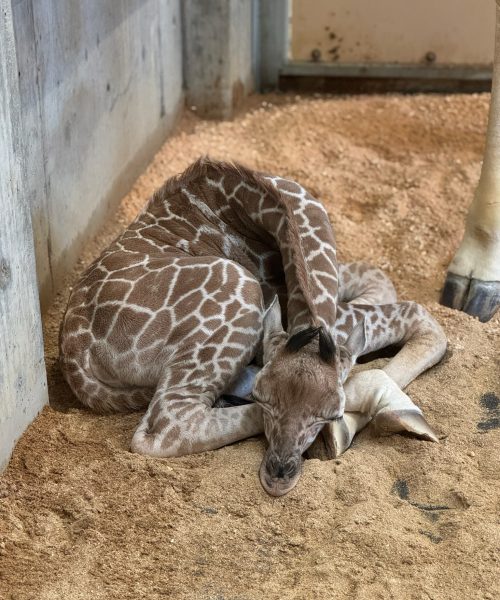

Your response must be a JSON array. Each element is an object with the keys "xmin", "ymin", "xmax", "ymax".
[
  {"xmin": 257, "ymin": 0, "xmax": 289, "ymax": 91},
  {"xmin": 279, "ymin": 62, "xmax": 492, "ymax": 94}
]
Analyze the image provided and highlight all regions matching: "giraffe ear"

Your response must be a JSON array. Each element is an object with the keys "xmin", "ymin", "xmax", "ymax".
[
  {"xmin": 340, "ymin": 317, "xmax": 367, "ymax": 360},
  {"xmin": 263, "ymin": 296, "xmax": 283, "ymax": 336},
  {"xmin": 262, "ymin": 296, "xmax": 286, "ymax": 364}
]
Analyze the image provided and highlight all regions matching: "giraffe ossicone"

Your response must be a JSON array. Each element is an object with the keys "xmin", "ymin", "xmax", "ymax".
[{"xmin": 60, "ymin": 158, "xmax": 447, "ymax": 497}]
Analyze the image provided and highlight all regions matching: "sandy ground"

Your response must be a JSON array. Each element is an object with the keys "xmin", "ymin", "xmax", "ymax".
[{"xmin": 1, "ymin": 93, "xmax": 499, "ymax": 600}]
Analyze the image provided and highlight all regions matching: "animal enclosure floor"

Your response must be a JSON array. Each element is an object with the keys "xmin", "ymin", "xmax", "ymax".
[{"xmin": 1, "ymin": 94, "xmax": 499, "ymax": 600}]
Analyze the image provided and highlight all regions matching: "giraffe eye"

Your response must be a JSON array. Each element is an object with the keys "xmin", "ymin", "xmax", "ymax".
[
  {"xmin": 320, "ymin": 416, "xmax": 342, "ymax": 423},
  {"xmin": 250, "ymin": 391, "xmax": 268, "ymax": 406}
]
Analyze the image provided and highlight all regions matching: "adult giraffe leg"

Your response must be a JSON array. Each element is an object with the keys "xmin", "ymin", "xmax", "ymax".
[
  {"xmin": 310, "ymin": 300, "xmax": 446, "ymax": 458},
  {"xmin": 441, "ymin": 2, "xmax": 500, "ymax": 322}
]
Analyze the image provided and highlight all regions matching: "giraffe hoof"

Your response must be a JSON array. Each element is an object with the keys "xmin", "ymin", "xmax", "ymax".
[
  {"xmin": 372, "ymin": 409, "xmax": 439, "ymax": 443},
  {"xmin": 441, "ymin": 273, "xmax": 500, "ymax": 322},
  {"xmin": 307, "ymin": 419, "xmax": 351, "ymax": 460},
  {"xmin": 330, "ymin": 418, "xmax": 352, "ymax": 457},
  {"xmin": 463, "ymin": 279, "xmax": 500, "ymax": 322}
]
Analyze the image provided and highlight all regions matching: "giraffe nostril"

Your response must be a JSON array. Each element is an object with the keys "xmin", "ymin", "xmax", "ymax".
[
  {"xmin": 267, "ymin": 457, "xmax": 297, "ymax": 480},
  {"xmin": 266, "ymin": 457, "xmax": 285, "ymax": 479}
]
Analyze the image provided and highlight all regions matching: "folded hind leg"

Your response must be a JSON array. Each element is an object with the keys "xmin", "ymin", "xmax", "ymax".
[
  {"xmin": 309, "ymin": 300, "xmax": 446, "ymax": 459},
  {"xmin": 339, "ymin": 262, "xmax": 397, "ymax": 305},
  {"xmin": 308, "ymin": 369, "xmax": 439, "ymax": 459}
]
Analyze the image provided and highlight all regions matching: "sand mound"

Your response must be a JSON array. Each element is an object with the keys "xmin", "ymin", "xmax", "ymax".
[{"xmin": 1, "ymin": 93, "xmax": 498, "ymax": 600}]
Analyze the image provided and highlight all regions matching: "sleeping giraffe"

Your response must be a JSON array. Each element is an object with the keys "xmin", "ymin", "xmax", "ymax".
[{"xmin": 60, "ymin": 158, "xmax": 446, "ymax": 496}]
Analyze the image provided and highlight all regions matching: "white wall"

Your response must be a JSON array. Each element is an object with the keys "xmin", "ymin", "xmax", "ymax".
[{"xmin": 291, "ymin": 0, "xmax": 495, "ymax": 65}]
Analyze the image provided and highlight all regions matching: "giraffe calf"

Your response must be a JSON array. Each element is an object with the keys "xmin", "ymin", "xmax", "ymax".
[{"xmin": 60, "ymin": 158, "xmax": 446, "ymax": 496}]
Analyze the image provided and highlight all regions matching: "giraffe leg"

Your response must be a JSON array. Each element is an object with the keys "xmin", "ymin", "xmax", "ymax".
[
  {"xmin": 310, "ymin": 369, "xmax": 438, "ymax": 459},
  {"xmin": 131, "ymin": 392, "xmax": 263, "ymax": 457},
  {"xmin": 309, "ymin": 300, "xmax": 445, "ymax": 459},
  {"xmin": 131, "ymin": 324, "xmax": 265, "ymax": 457},
  {"xmin": 441, "ymin": 177, "xmax": 500, "ymax": 321},
  {"xmin": 350, "ymin": 301, "xmax": 448, "ymax": 390},
  {"xmin": 441, "ymin": 4, "xmax": 500, "ymax": 322},
  {"xmin": 339, "ymin": 262, "xmax": 397, "ymax": 305}
]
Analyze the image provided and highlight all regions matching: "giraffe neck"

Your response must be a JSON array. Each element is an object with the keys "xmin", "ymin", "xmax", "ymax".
[
  {"xmin": 203, "ymin": 161, "xmax": 339, "ymax": 334},
  {"xmin": 147, "ymin": 158, "xmax": 339, "ymax": 335}
]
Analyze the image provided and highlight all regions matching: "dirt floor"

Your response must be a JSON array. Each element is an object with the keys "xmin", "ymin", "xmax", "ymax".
[{"xmin": 1, "ymin": 93, "xmax": 499, "ymax": 600}]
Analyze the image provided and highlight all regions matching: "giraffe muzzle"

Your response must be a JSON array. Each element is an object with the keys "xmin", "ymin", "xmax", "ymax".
[{"xmin": 259, "ymin": 450, "xmax": 303, "ymax": 497}]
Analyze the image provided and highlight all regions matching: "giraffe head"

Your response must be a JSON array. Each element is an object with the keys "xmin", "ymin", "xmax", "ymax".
[{"xmin": 252, "ymin": 297, "xmax": 365, "ymax": 496}]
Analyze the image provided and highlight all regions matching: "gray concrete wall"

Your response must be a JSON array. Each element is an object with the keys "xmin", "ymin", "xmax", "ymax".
[
  {"xmin": 257, "ymin": 0, "xmax": 288, "ymax": 90},
  {"xmin": 12, "ymin": 0, "xmax": 184, "ymax": 311},
  {"xmin": 1, "ymin": 0, "xmax": 258, "ymax": 470},
  {"xmin": 183, "ymin": 0, "xmax": 255, "ymax": 118},
  {"xmin": 1, "ymin": 0, "xmax": 184, "ymax": 469},
  {"xmin": 1, "ymin": 0, "xmax": 48, "ymax": 471}
]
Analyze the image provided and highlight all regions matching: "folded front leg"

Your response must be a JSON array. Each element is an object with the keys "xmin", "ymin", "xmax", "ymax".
[
  {"xmin": 131, "ymin": 390, "xmax": 264, "ymax": 457},
  {"xmin": 311, "ymin": 369, "xmax": 438, "ymax": 459}
]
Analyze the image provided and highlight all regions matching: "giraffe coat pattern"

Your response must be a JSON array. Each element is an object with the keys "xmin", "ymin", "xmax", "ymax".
[{"xmin": 60, "ymin": 158, "xmax": 447, "ymax": 494}]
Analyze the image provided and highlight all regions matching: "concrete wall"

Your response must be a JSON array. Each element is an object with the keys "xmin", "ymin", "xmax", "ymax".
[
  {"xmin": 183, "ymin": 0, "xmax": 255, "ymax": 118},
  {"xmin": 12, "ymin": 0, "xmax": 184, "ymax": 311},
  {"xmin": 1, "ymin": 0, "xmax": 258, "ymax": 469},
  {"xmin": 1, "ymin": 0, "xmax": 48, "ymax": 471},
  {"xmin": 257, "ymin": 0, "xmax": 288, "ymax": 90},
  {"xmin": 0, "ymin": 0, "xmax": 184, "ymax": 469}
]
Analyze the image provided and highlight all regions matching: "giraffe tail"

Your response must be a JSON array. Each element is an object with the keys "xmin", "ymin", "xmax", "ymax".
[{"xmin": 60, "ymin": 352, "xmax": 153, "ymax": 414}]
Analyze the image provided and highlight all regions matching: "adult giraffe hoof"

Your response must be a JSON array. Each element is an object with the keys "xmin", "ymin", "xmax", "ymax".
[{"xmin": 441, "ymin": 273, "xmax": 500, "ymax": 322}]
